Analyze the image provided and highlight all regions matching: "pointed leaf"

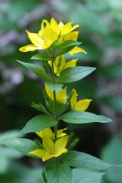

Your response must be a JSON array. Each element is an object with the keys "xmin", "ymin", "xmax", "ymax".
[
  {"xmin": 54, "ymin": 40, "xmax": 81, "ymax": 57},
  {"xmin": 31, "ymin": 53, "xmax": 51, "ymax": 61},
  {"xmin": 58, "ymin": 66, "xmax": 96, "ymax": 83},
  {"xmin": 54, "ymin": 40, "xmax": 81, "ymax": 49},
  {"xmin": 61, "ymin": 111, "xmax": 112, "ymax": 124},
  {"xmin": 1, "ymin": 138, "xmax": 38, "ymax": 156},
  {"xmin": 17, "ymin": 60, "xmax": 51, "ymax": 81},
  {"xmin": 21, "ymin": 115, "xmax": 57, "ymax": 134},
  {"xmin": 56, "ymin": 46, "xmax": 75, "ymax": 57},
  {"xmin": 31, "ymin": 102, "xmax": 49, "ymax": 114},
  {"xmin": 0, "ymin": 130, "xmax": 22, "ymax": 142},
  {"xmin": 46, "ymin": 161, "xmax": 72, "ymax": 183},
  {"xmin": 72, "ymin": 168, "xmax": 104, "ymax": 183},
  {"xmin": 62, "ymin": 150, "xmax": 111, "ymax": 171}
]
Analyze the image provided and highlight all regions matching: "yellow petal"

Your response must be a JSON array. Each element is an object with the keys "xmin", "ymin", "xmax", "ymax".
[
  {"xmin": 40, "ymin": 19, "xmax": 49, "ymax": 32},
  {"xmin": 64, "ymin": 59, "xmax": 77, "ymax": 69},
  {"xmin": 55, "ymin": 136, "xmax": 68, "ymax": 151},
  {"xmin": 61, "ymin": 22, "xmax": 72, "ymax": 35},
  {"xmin": 42, "ymin": 25, "xmax": 58, "ymax": 44},
  {"xmin": 74, "ymin": 99, "xmax": 92, "ymax": 111},
  {"xmin": 29, "ymin": 149, "xmax": 46, "ymax": 159},
  {"xmin": 71, "ymin": 24, "xmax": 79, "ymax": 31},
  {"xmin": 50, "ymin": 18, "xmax": 60, "ymax": 35},
  {"xmin": 19, "ymin": 44, "xmax": 38, "ymax": 52},
  {"xmin": 69, "ymin": 46, "xmax": 87, "ymax": 56},
  {"xmin": 43, "ymin": 136, "xmax": 54, "ymax": 151},
  {"xmin": 57, "ymin": 128, "xmax": 67, "ymax": 138},
  {"xmin": 64, "ymin": 31, "xmax": 79, "ymax": 41},
  {"xmin": 55, "ymin": 56, "xmax": 65, "ymax": 76},
  {"xmin": 45, "ymin": 84, "xmax": 53, "ymax": 100},
  {"xmin": 56, "ymin": 87, "xmax": 67, "ymax": 103},
  {"xmin": 42, "ymin": 153, "xmax": 55, "ymax": 161},
  {"xmin": 54, "ymin": 148, "xmax": 67, "ymax": 157},
  {"xmin": 36, "ymin": 128, "xmax": 53, "ymax": 138},
  {"xmin": 70, "ymin": 89, "xmax": 78, "ymax": 110},
  {"xmin": 26, "ymin": 31, "xmax": 43, "ymax": 48}
]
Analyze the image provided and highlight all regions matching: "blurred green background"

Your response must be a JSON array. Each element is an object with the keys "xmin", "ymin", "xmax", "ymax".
[{"xmin": 0, "ymin": 0, "xmax": 122, "ymax": 182}]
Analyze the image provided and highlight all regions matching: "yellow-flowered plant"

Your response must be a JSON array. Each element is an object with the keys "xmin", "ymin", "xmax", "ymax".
[
  {"xmin": 36, "ymin": 127, "xmax": 67, "ymax": 139},
  {"xmin": 19, "ymin": 17, "xmax": 86, "ymax": 56},
  {"xmin": 48, "ymin": 56, "xmax": 77, "ymax": 76},
  {"xmin": 70, "ymin": 89, "xmax": 92, "ymax": 111},
  {"xmin": 29, "ymin": 128, "xmax": 68, "ymax": 162},
  {"xmin": 8, "ymin": 17, "xmax": 112, "ymax": 183},
  {"xmin": 45, "ymin": 84, "xmax": 67, "ymax": 103}
]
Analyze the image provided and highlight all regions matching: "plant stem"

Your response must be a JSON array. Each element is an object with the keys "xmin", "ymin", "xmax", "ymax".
[{"xmin": 51, "ymin": 55, "xmax": 58, "ymax": 142}]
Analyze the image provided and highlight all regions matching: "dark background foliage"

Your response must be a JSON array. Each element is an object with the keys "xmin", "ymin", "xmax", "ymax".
[{"xmin": 0, "ymin": 0, "xmax": 122, "ymax": 182}]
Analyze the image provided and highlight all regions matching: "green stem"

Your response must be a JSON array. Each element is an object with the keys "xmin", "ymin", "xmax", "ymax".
[{"xmin": 51, "ymin": 55, "xmax": 58, "ymax": 142}]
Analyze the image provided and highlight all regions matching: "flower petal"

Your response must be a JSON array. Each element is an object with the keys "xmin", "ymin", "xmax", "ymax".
[
  {"xmin": 64, "ymin": 59, "xmax": 77, "ymax": 69},
  {"xmin": 36, "ymin": 128, "xmax": 53, "ymax": 138},
  {"xmin": 60, "ymin": 22, "xmax": 72, "ymax": 35},
  {"xmin": 64, "ymin": 31, "xmax": 79, "ymax": 41},
  {"xmin": 19, "ymin": 44, "xmax": 38, "ymax": 52},
  {"xmin": 55, "ymin": 148, "xmax": 67, "ymax": 157},
  {"xmin": 69, "ymin": 46, "xmax": 87, "ymax": 56},
  {"xmin": 43, "ymin": 136, "xmax": 54, "ymax": 151},
  {"xmin": 70, "ymin": 89, "xmax": 78, "ymax": 110},
  {"xmin": 26, "ymin": 31, "xmax": 43, "ymax": 48},
  {"xmin": 57, "ymin": 128, "xmax": 67, "ymax": 138},
  {"xmin": 45, "ymin": 84, "xmax": 53, "ymax": 100},
  {"xmin": 74, "ymin": 99, "xmax": 92, "ymax": 111},
  {"xmin": 56, "ymin": 87, "xmax": 67, "ymax": 103},
  {"xmin": 55, "ymin": 136, "xmax": 68, "ymax": 151},
  {"xmin": 29, "ymin": 149, "xmax": 46, "ymax": 159},
  {"xmin": 50, "ymin": 18, "xmax": 60, "ymax": 35}
]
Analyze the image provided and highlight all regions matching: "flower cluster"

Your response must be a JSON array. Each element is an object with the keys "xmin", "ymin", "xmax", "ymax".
[
  {"xmin": 29, "ymin": 128, "xmax": 68, "ymax": 162},
  {"xmin": 45, "ymin": 84, "xmax": 91, "ymax": 112},
  {"xmin": 19, "ymin": 18, "xmax": 93, "ymax": 162},
  {"xmin": 19, "ymin": 17, "xmax": 86, "ymax": 56},
  {"xmin": 48, "ymin": 56, "xmax": 77, "ymax": 76}
]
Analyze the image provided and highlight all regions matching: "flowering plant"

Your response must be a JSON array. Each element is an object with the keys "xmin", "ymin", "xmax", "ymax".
[{"xmin": 3, "ymin": 18, "xmax": 112, "ymax": 183}]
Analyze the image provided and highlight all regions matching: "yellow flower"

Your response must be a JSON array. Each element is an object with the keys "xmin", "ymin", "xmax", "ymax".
[
  {"xmin": 48, "ymin": 56, "xmax": 77, "ymax": 76},
  {"xmin": 71, "ymin": 89, "xmax": 92, "ymax": 111},
  {"xmin": 19, "ymin": 20, "xmax": 58, "ymax": 52},
  {"xmin": 49, "ymin": 17, "xmax": 79, "ymax": 36},
  {"xmin": 45, "ymin": 84, "xmax": 67, "ymax": 103},
  {"xmin": 36, "ymin": 127, "xmax": 67, "ymax": 139},
  {"xmin": 29, "ymin": 135, "xmax": 68, "ymax": 161},
  {"xmin": 19, "ymin": 17, "xmax": 87, "ymax": 56}
]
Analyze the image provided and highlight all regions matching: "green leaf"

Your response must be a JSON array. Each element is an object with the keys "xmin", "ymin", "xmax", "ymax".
[
  {"xmin": 0, "ymin": 130, "xmax": 22, "ymax": 142},
  {"xmin": 54, "ymin": 40, "xmax": 81, "ymax": 57},
  {"xmin": 72, "ymin": 168, "xmax": 104, "ymax": 183},
  {"xmin": 17, "ymin": 60, "xmax": 51, "ymax": 81},
  {"xmin": 61, "ymin": 111, "xmax": 112, "ymax": 124},
  {"xmin": 31, "ymin": 102, "xmax": 49, "ymax": 114},
  {"xmin": 0, "ymin": 162, "xmax": 44, "ymax": 183},
  {"xmin": 21, "ymin": 115, "xmax": 57, "ymax": 134},
  {"xmin": 46, "ymin": 161, "xmax": 72, "ymax": 183},
  {"xmin": 0, "ymin": 146, "xmax": 22, "ymax": 159},
  {"xmin": 0, "ymin": 156, "xmax": 9, "ymax": 174},
  {"xmin": 56, "ymin": 46, "xmax": 75, "ymax": 57},
  {"xmin": 1, "ymin": 138, "xmax": 38, "ymax": 156},
  {"xmin": 31, "ymin": 53, "xmax": 51, "ymax": 61},
  {"xmin": 58, "ymin": 66, "xmax": 96, "ymax": 83},
  {"xmin": 61, "ymin": 150, "xmax": 111, "ymax": 171},
  {"xmin": 54, "ymin": 40, "xmax": 81, "ymax": 49},
  {"xmin": 46, "ymin": 82, "xmax": 63, "ymax": 92}
]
